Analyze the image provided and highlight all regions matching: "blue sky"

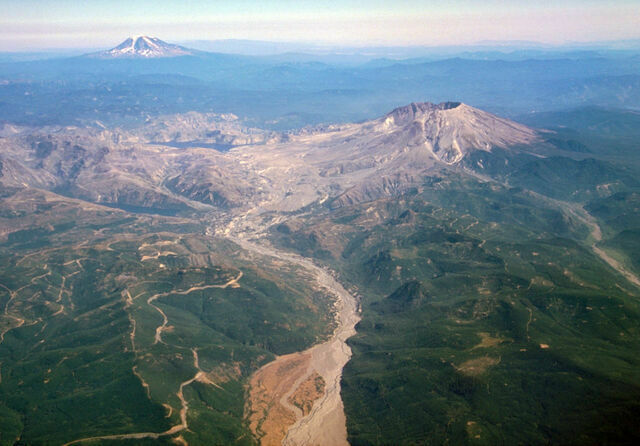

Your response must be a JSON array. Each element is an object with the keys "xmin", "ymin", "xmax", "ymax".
[{"xmin": 1, "ymin": 0, "xmax": 639, "ymax": 50}]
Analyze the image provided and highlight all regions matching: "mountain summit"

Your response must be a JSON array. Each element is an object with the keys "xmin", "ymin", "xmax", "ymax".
[
  {"xmin": 222, "ymin": 102, "xmax": 545, "ymax": 210},
  {"xmin": 377, "ymin": 102, "xmax": 539, "ymax": 164},
  {"xmin": 91, "ymin": 36, "xmax": 194, "ymax": 58}
]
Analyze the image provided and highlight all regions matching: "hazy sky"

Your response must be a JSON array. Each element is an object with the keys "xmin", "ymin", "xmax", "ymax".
[{"xmin": 1, "ymin": 0, "xmax": 639, "ymax": 50}]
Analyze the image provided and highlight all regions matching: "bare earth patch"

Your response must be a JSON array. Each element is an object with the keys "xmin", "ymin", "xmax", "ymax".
[
  {"xmin": 456, "ymin": 356, "xmax": 500, "ymax": 376},
  {"xmin": 247, "ymin": 352, "xmax": 311, "ymax": 446},
  {"xmin": 529, "ymin": 276, "xmax": 554, "ymax": 287},
  {"xmin": 288, "ymin": 372, "xmax": 326, "ymax": 417},
  {"xmin": 472, "ymin": 332, "xmax": 505, "ymax": 349},
  {"xmin": 233, "ymin": 236, "xmax": 359, "ymax": 446},
  {"xmin": 466, "ymin": 420, "xmax": 483, "ymax": 440}
]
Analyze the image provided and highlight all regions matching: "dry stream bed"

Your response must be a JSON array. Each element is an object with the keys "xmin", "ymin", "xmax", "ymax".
[{"xmin": 230, "ymin": 235, "xmax": 360, "ymax": 446}]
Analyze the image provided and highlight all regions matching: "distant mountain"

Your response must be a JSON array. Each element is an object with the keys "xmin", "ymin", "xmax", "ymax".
[
  {"xmin": 215, "ymin": 102, "xmax": 546, "ymax": 211},
  {"xmin": 88, "ymin": 36, "xmax": 195, "ymax": 59},
  {"xmin": 2, "ymin": 45, "xmax": 640, "ymax": 129},
  {"xmin": 378, "ymin": 102, "xmax": 539, "ymax": 164},
  {"xmin": 0, "ymin": 103, "xmax": 544, "ymax": 215},
  {"xmin": 1, "ymin": 102, "xmax": 634, "ymax": 215}
]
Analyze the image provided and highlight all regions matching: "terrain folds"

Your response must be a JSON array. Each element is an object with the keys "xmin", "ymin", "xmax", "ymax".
[
  {"xmin": 2, "ymin": 102, "xmax": 640, "ymax": 445},
  {"xmin": 0, "ymin": 188, "xmax": 334, "ymax": 445},
  {"xmin": 269, "ymin": 173, "xmax": 640, "ymax": 445}
]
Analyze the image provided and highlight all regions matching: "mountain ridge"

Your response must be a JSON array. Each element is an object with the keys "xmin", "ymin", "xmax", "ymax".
[
  {"xmin": 87, "ymin": 36, "xmax": 195, "ymax": 59},
  {"xmin": 377, "ymin": 101, "xmax": 540, "ymax": 164},
  {"xmin": 0, "ymin": 102, "xmax": 551, "ymax": 215}
]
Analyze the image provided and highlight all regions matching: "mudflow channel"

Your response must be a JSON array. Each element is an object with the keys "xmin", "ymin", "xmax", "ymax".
[{"xmin": 229, "ymin": 235, "xmax": 361, "ymax": 446}]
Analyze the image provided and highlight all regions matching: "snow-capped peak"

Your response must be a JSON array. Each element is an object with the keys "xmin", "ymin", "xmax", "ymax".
[{"xmin": 90, "ymin": 36, "xmax": 194, "ymax": 59}]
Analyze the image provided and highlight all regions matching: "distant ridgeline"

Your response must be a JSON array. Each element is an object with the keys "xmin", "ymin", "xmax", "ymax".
[
  {"xmin": 1, "ymin": 39, "xmax": 640, "ymax": 129},
  {"xmin": 0, "ymin": 39, "xmax": 640, "ymax": 445}
]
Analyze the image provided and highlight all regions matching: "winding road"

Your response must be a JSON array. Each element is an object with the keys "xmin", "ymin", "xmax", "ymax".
[
  {"xmin": 147, "ymin": 271, "xmax": 243, "ymax": 344},
  {"xmin": 62, "ymin": 272, "xmax": 243, "ymax": 446}
]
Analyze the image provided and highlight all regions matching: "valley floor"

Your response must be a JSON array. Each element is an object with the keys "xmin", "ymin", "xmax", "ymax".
[{"xmin": 229, "ymin": 235, "xmax": 360, "ymax": 446}]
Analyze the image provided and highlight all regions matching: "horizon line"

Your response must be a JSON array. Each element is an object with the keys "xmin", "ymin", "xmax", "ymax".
[{"xmin": 2, "ymin": 36, "xmax": 640, "ymax": 54}]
